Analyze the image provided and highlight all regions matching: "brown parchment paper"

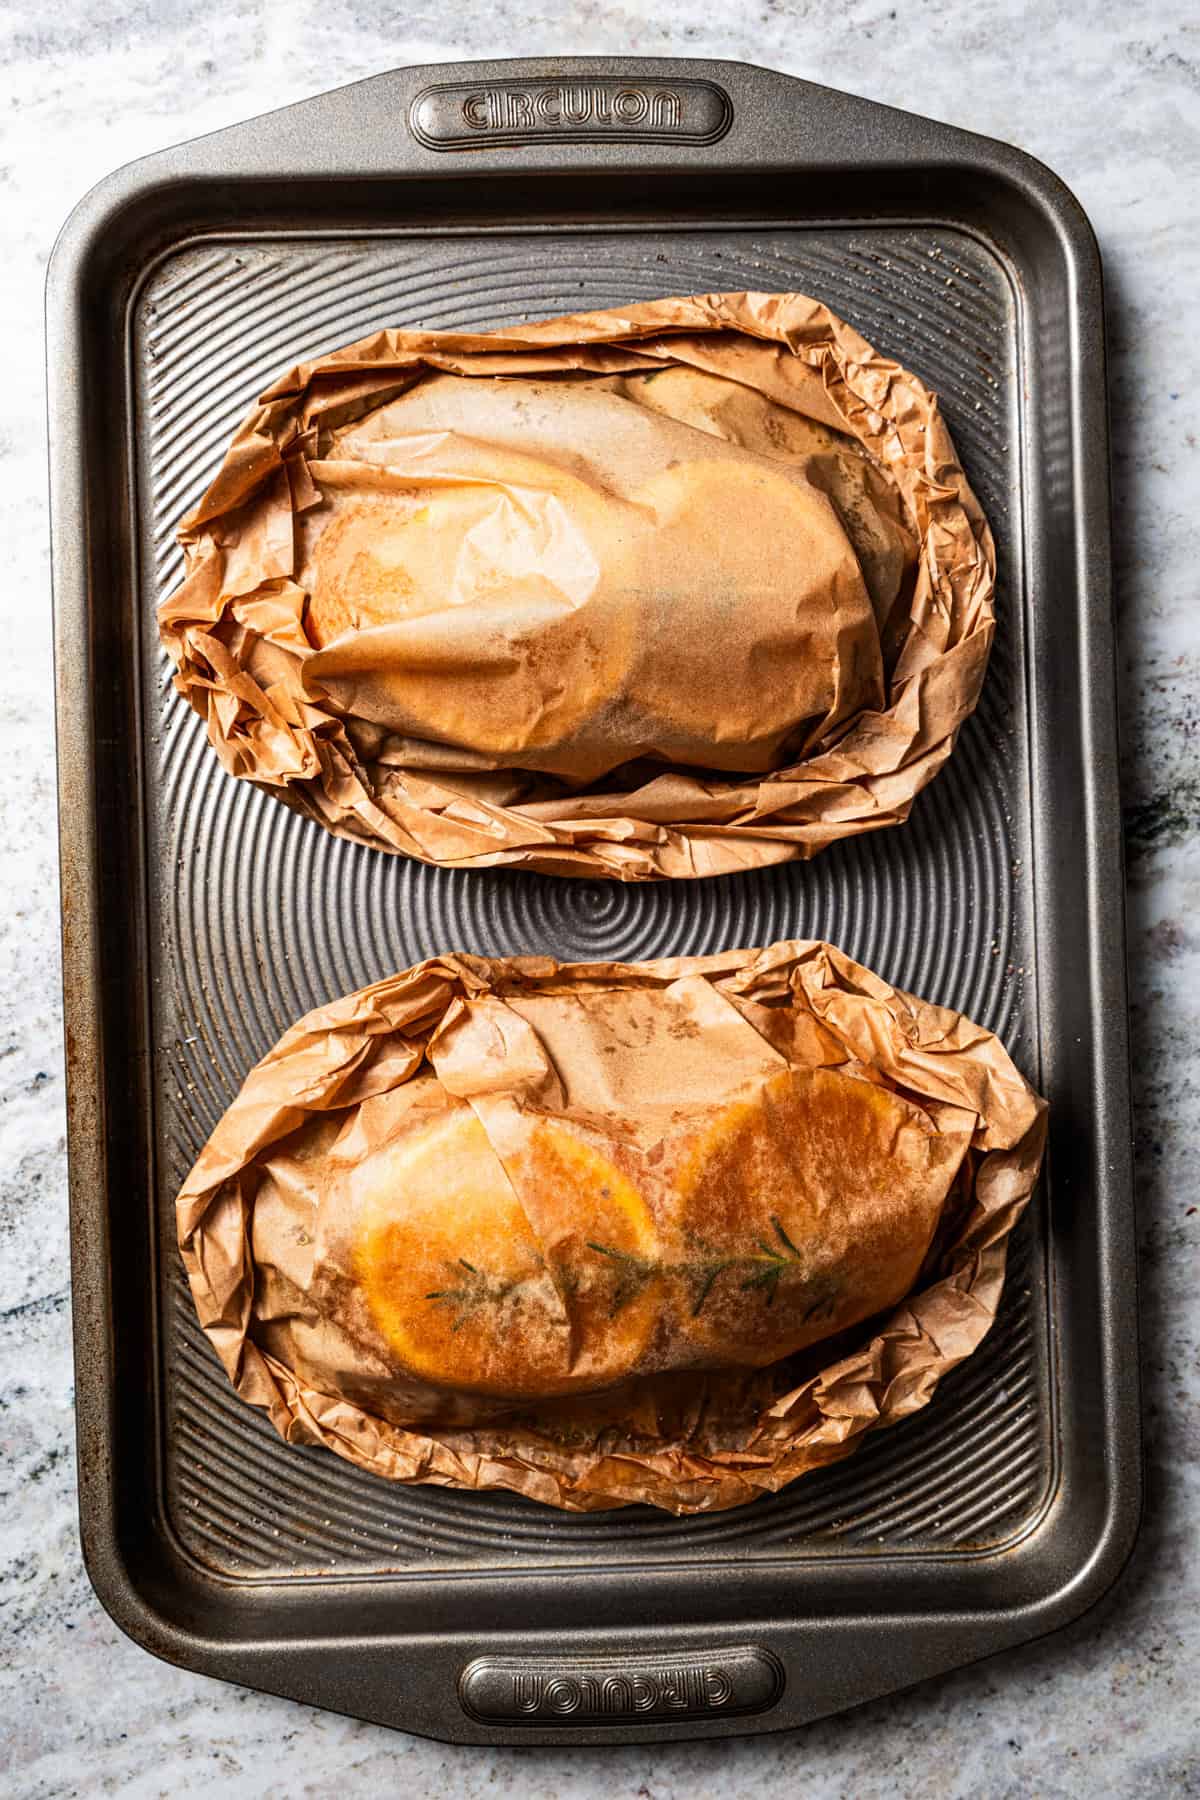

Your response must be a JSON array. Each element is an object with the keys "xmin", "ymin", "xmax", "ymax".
[
  {"xmin": 159, "ymin": 292, "xmax": 996, "ymax": 880},
  {"xmin": 177, "ymin": 941, "xmax": 1046, "ymax": 1514}
]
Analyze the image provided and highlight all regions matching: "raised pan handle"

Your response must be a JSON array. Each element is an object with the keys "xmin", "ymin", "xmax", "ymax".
[
  {"xmin": 408, "ymin": 70, "xmax": 735, "ymax": 152},
  {"xmin": 103, "ymin": 56, "xmax": 981, "ymax": 183},
  {"xmin": 283, "ymin": 55, "xmax": 956, "ymax": 172},
  {"xmin": 459, "ymin": 1645, "xmax": 785, "ymax": 1729}
]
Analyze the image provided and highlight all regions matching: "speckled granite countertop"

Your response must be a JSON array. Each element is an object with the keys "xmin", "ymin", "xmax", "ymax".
[{"xmin": 2, "ymin": 3, "xmax": 1197, "ymax": 1794}]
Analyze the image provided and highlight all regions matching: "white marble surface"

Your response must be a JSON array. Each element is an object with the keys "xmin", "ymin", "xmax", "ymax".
[{"xmin": 2, "ymin": 2, "xmax": 1198, "ymax": 1794}]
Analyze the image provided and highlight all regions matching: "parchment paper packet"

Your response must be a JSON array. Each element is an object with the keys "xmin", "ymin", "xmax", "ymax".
[
  {"xmin": 159, "ymin": 292, "xmax": 996, "ymax": 879},
  {"xmin": 178, "ymin": 940, "xmax": 1045, "ymax": 1515}
]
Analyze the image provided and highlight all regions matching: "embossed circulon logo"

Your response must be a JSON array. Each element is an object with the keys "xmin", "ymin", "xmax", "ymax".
[
  {"xmin": 410, "ymin": 77, "xmax": 732, "ymax": 150},
  {"xmin": 459, "ymin": 1646, "xmax": 783, "ymax": 1726}
]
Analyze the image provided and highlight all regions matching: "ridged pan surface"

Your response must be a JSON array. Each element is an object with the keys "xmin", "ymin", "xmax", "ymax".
[{"xmin": 133, "ymin": 227, "xmax": 1051, "ymax": 1577}]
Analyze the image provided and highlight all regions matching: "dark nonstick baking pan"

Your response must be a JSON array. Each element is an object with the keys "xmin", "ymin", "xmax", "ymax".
[{"xmin": 47, "ymin": 56, "xmax": 1140, "ymax": 1745}]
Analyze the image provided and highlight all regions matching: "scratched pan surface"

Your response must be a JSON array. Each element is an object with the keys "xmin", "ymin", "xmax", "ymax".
[{"xmin": 48, "ymin": 59, "xmax": 1139, "ymax": 1743}]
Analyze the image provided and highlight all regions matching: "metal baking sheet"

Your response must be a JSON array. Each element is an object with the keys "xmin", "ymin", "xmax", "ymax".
[{"xmin": 47, "ymin": 56, "xmax": 1140, "ymax": 1744}]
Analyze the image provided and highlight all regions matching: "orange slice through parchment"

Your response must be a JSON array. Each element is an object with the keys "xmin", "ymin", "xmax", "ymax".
[
  {"xmin": 354, "ymin": 1107, "xmax": 658, "ymax": 1398},
  {"xmin": 671, "ymin": 1068, "xmax": 944, "ymax": 1362}
]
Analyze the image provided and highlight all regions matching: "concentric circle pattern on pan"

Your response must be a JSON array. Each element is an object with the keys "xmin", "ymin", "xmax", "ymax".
[{"xmin": 137, "ymin": 229, "xmax": 1046, "ymax": 1572}]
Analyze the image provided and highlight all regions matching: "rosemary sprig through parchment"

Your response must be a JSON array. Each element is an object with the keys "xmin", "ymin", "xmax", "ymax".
[
  {"xmin": 587, "ymin": 1213, "xmax": 830, "ymax": 1318},
  {"xmin": 424, "ymin": 1217, "xmax": 839, "ymax": 1332},
  {"xmin": 425, "ymin": 1259, "xmax": 520, "ymax": 1332}
]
